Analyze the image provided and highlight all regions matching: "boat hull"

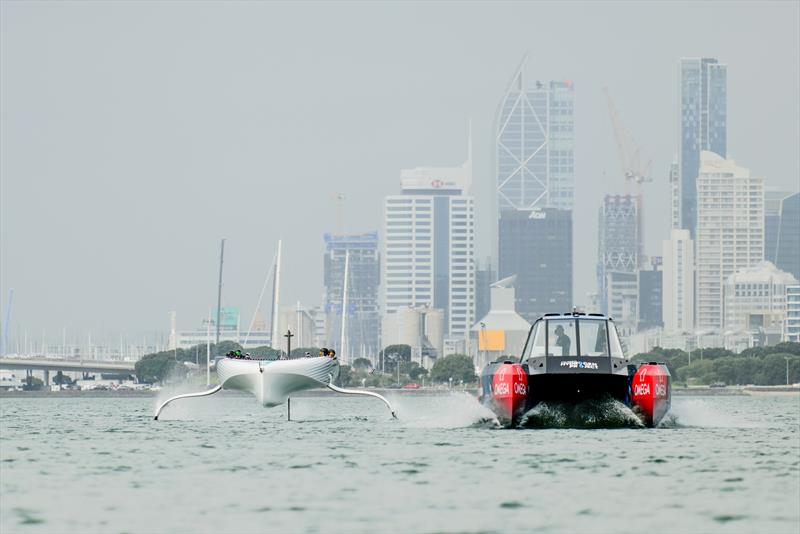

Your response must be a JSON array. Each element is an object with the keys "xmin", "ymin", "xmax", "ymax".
[
  {"xmin": 216, "ymin": 357, "xmax": 340, "ymax": 406},
  {"xmin": 480, "ymin": 361, "xmax": 670, "ymax": 428}
]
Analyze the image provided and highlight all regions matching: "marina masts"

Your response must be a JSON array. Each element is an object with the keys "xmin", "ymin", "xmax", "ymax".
[
  {"xmin": 270, "ymin": 240, "xmax": 283, "ymax": 350},
  {"xmin": 215, "ymin": 239, "xmax": 226, "ymax": 348},
  {"xmin": 339, "ymin": 250, "xmax": 350, "ymax": 364}
]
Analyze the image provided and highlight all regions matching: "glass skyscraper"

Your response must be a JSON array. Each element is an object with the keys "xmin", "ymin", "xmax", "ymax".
[
  {"xmin": 496, "ymin": 63, "xmax": 574, "ymax": 212},
  {"xmin": 679, "ymin": 57, "xmax": 727, "ymax": 237},
  {"xmin": 775, "ymin": 192, "xmax": 800, "ymax": 281},
  {"xmin": 496, "ymin": 58, "xmax": 574, "ymax": 317}
]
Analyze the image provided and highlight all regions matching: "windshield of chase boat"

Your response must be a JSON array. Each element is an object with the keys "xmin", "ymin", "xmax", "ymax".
[{"xmin": 522, "ymin": 318, "xmax": 625, "ymax": 363}]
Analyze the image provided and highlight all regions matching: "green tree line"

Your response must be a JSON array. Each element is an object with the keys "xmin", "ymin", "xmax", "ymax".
[
  {"xmin": 135, "ymin": 342, "xmax": 479, "ymax": 387},
  {"xmin": 632, "ymin": 342, "xmax": 800, "ymax": 386}
]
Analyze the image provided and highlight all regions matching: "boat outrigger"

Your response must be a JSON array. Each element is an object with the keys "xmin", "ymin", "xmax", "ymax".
[
  {"xmin": 479, "ymin": 312, "xmax": 670, "ymax": 427},
  {"xmin": 154, "ymin": 356, "xmax": 397, "ymax": 420}
]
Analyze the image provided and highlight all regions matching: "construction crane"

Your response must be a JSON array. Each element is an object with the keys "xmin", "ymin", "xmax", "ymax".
[
  {"xmin": 603, "ymin": 87, "xmax": 652, "ymax": 267},
  {"xmin": 603, "ymin": 87, "xmax": 653, "ymax": 195}
]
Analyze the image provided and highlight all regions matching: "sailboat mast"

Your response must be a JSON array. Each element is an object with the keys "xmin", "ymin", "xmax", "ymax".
[
  {"xmin": 206, "ymin": 307, "xmax": 211, "ymax": 386},
  {"xmin": 339, "ymin": 250, "xmax": 350, "ymax": 365},
  {"xmin": 215, "ymin": 239, "xmax": 226, "ymax": 347},
  {"xmin": 270, "ymin": 240, "xmax": 282, "ymax": 350}
]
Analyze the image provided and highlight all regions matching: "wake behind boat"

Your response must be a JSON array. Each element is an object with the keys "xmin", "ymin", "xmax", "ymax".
[{"xmin": 154, "ymin": 355, "xmax": 396, "ymax": 420}]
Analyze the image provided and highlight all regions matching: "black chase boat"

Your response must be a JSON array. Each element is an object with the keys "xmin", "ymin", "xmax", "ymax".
[{"xmin": 479, "ymin": 312, "xmax": 670, "ymax": 427}]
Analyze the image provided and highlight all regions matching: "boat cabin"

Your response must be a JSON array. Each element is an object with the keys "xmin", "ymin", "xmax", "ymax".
[{"xmin": 521, "ymin": 313, "xmax": 626, "ymax": 364}]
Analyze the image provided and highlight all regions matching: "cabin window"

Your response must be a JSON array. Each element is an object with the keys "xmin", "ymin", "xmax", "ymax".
[
  {"xmin": 578, "ymin": 320, "xmax": 608, "ymax": 357},
  {"xmin": 529, "ymin": 321, "xmax": 546, "ymax": 358},
  {"xmin": 547, "ymin": 319, "xmax": 576, "ymax": 356},
  {"xmin": 609, "ymin": 323, "xmax": 625, "ymax": 358}
]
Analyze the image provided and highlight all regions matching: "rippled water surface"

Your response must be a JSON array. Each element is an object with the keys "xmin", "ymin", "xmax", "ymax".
[{"xmin": 1, "ymin": 392, "xmax": 799, "ymax": 533}]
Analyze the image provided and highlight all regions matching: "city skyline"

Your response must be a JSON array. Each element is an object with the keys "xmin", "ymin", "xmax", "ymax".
[{"xmin": 1, "ymin": 2, "xmax": 799, "ymax": 341}]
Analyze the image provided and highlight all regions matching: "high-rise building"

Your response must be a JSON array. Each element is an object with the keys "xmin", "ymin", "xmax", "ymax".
[
  {"xmin": 496, "ymin": 60, "xmax": 574, "ymax": 319},
  {"xmin": 324, "ymin": 232, "xmax": 380, "ymax": 362},
  {"xmin": 785, "ymin": 285, "xmax": 800, "ymax": 342},
  {"xmin": 679, "ymin": 57, "xmax": 727, "ymax": 237},
  {"xmin": 638, "ymin": 257, "xmax": 664, "ymax": 331},
  {"xmin": 669, "ymin": 161, "xmax": 680, "ymax": 230},
  {"xmin": 696, "ymin": 151, "xmax": 763, "ymax": 330},
  {"xmin": 662, "ymin": 229, "xmax": 694, "ymax": 332},
  {"xmin": 597, "ymin": 195, "xmax": 641, "ymax": 328},
  {"xmin": 498, "ymin": 209, "xmax": 572, "ymax": 322},
  {"xmin": 474, "ymin": 260, "xmax": 496, "ymax": 325},
  {"xmin": 723, "ymin": 262, "xmax": 798, "ymax": 345},
  {"xmin": 764, "ymin": 190, "xmax": 792, "ymax": 264},
  {"xmin": 382, "ymin": 151, "xmax": 475, "ymax": 338},
  {"xmin": 497, "ymin": 62, "xmax": 574, "ymax": 213},
  {"xmin": 775, "ymin": 192, "xmax": 800, "ymax": 281}
]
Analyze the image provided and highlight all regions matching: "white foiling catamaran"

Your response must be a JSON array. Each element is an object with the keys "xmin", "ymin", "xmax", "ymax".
[
  {"xmin": 154, "ymin": 239, "xmax": 396, "ymax": 421},
  {"xmin": 153, "ymin": 355, "xmax": 396, "ymax": 420}
]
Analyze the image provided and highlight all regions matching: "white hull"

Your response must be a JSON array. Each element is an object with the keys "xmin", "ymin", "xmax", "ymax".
[
  {"xmin": 216, "ymin": 356, "xmax": 340, "ymax": 406},
  {"xmin": 153, "ymin": 356, "xmax": 395, "ymax": 420}
]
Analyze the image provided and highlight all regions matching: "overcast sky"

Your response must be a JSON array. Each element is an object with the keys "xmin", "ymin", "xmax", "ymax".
[{"xmin": 1, "ymin": 1, "xmax": 798, "ymax": 344}]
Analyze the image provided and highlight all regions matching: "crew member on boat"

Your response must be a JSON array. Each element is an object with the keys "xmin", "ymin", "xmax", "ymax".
[{"xmin": 554, "ymin": 325, "xmax": 571, "ymax": 355}]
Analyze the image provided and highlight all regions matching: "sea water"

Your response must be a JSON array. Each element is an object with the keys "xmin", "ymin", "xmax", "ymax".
[{"xmin": 1, "ymin": 392, "xmax": 798, "ymax": 533}]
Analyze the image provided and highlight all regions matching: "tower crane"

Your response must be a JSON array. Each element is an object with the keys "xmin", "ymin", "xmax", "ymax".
[
  {"xmin": 603, "ymin": 87, "xmax": 653, "ymax": 195},
  {"xmin": 603, "ymin": 87, "xmax": 653, "ymax": 267}
]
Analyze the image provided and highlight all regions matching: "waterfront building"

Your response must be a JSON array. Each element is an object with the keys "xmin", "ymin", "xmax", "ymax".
[
  {"xmin": 785, "ymin": 285, "xmax": 800, "ymax": 342},
  {"xmin": 679, "ymin": 57, "xmax": 727, "ymax": 237},
  {"xmin": 696, "ymin": 151, "xmax": 763, "ymax": 330},
  {"xmin": 381, "ymin": 306, "xmax": 444, "ymax": 368},
  {"xmin": 324, "ymin": 232, "xmax": 380, "ymax": 361},
  {"xmin": 723, "ymin": 262, "xmax": 798, "ymax": 346},
  {"xmin": 662, "ymin": 229, "xmax": 694, "ymax": 332},
  {"xmin": 471, "ymin": 276, "xmax": 531, "ymax": 370},
  {"xmin": 638, "ymin": 257, "xmax": 664, "ymax": 331},
  {"xmin": 498, "ymin": 208, "xmax": 572, "ymax": 323},
  {"xmin": 597, "ymin": 195, "xmax": 641, "ymax": 331},
  {"xmin": 178, "ymin": 307, "xmax": 273, "ymax": 349},
  {"xmin": 775, "ymin": 192, "xmax": 800, "ymax": 281},
  {"xmin": 382, "ymin": 147, "xmax": 475, "ymax": 339}
]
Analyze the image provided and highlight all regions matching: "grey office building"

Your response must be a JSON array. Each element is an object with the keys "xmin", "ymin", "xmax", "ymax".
[
  {"xmin": 638, "ymin": 258, "xmax": 664, "ymax": 331},
  {"xmin": 475, "ymin": 261, "xmax": 496, "ymax": 324},
  {"xmin": 679, "ymin": 57, "xmax": 727, "ymax": 237},
  {"xmin": 775, "ymin": 192, "xmax": 800, "ymax": 280},
  {"xmin": 764, "ymin": 190, "xmax": 792, "ymax": 265},
  {"xmin": 498, "ymin": 209, "xmax": 572, "ymax": 321}
]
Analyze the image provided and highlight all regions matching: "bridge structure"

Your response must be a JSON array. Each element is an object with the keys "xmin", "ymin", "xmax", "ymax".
[{"xmin": 0, "ymin": 357, "xmax": 136, "ymax": 385}]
